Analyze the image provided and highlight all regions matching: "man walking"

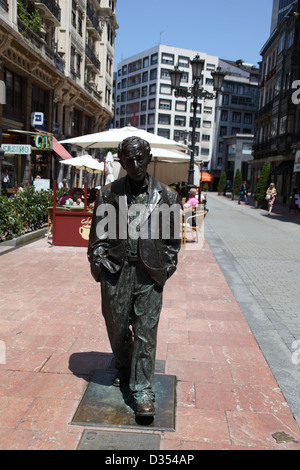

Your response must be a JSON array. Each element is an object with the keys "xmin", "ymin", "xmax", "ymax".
[
  {"xmin": 88, "ymin": 136, "xmax": 181, "ymax": 418},
  {"xmin": 238, "ymin": 181, "xmax": 248, "ymax": 204}
]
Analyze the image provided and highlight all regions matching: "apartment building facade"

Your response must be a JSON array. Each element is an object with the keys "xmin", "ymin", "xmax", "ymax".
[
  {"xmin": 211, "ymin": 59, "xmax": 260, "ymax": 189},
  {"xmin": 0, "ymin": 0, "xmax": 118, "ymax": 188},
  {"xmin": 114, "ymin": 45, "xmax": 220, "ymax": 170},
  {"xmin": 252, "ymin": 1, "xmax": 300, "ymax": 203}
]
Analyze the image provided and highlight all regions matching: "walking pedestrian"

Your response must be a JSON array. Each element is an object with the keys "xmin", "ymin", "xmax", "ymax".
[
  {"xmin": 266, "ymin": 182, "xmax": 277, "ymax": 215},
  {"xmin": 238, "ymin": 181, "xmax": 248, "ymax": 204},
  {"xmin": 1, "ymin": 168, "xmax": 10, "ymax": 196}
]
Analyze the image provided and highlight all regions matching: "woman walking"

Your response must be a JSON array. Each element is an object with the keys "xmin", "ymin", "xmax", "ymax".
[{"xmin": 266, "ymin": 182, "xmax": 277, "ymax": 215}]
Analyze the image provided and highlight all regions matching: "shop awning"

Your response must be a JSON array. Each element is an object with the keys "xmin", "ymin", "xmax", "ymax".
[
  {"xmin": 201, "ymin": 172, "xmax": 214, "ymax": 182},
  {"xmin": 53, "ymin": 137, "xmax": 72, "ymax": 160}
]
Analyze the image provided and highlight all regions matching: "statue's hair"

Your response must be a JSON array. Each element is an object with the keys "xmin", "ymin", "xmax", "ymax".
[{"xmin": 118, "ymin": 136, "xmax": 151, "ymax": 161}]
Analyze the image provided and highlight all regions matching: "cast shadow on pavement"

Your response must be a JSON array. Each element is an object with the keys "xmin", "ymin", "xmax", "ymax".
[{"xmin": 68, "ymin": 351, "xmax": 115, "ymax": 382}]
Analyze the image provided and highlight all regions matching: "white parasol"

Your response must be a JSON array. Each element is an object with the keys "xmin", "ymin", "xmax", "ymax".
[
  {"xmin": 59, "ymin": 154, "xmax": 104, "ymax": 173},
  {"xmin": 58, "ymin": 126, "xmax": 188, "ymax": 151}
]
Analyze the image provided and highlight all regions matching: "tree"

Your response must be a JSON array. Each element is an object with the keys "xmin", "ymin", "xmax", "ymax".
[
  {"xmin": 217, "ymin": 171, "xmax": 226, "ymax": 195},
  {"xmin": 254, "ymin": 161, "xmax": 271, "ymax": 204},
  {"xmin": 232, "ymin": 168, "xmax": 242, "ymax": 200}
]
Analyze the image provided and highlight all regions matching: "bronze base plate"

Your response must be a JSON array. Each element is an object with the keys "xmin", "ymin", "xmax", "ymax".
[
  {"xmin": 71, "ymin": 370, "xmax": 176, "ymax": 431},
  {"xmin": 77, "ymin": 429, "xmax": 160, "ymax": 450}
]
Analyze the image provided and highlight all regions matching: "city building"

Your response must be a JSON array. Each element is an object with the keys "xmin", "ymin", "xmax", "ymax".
[
  {"xmin": 270, "ymin": 0, "xmax": 298, "ymax": 32},
  {"xmin": 252, "ymin": 0, "xmax": 300, "ymax": 203},
  {"xmin": 211, "ymin": 59, "xmax": 260, "ymax": 190},
  {"xmin": 114, "ymin": 45, "xmax": 220, "ymax": 172},
  {"xmin": 0, "ymin": 0, "xmax": 118, "ymax": 190}
]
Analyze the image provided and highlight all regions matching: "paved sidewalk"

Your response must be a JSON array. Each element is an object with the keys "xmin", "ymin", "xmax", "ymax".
[{"xmin": 0, "ymin": 237, "xmax": 300, "ymax": 450}]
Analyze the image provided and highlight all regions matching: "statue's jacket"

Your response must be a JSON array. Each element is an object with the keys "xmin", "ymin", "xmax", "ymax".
[{"xmin": 88, "ymin": 174, "xmax": 181, "ymax": 286}]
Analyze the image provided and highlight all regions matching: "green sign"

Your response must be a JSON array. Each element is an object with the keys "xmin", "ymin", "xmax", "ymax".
[{"xmin": 34, "ymin": 135, "xmax": 53, "ymax": 150}]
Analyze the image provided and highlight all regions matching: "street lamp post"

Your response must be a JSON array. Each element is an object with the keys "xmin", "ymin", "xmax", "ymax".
[{"xmin": 170, "ymin": 55, "xmax": 226, "ymax": 187}]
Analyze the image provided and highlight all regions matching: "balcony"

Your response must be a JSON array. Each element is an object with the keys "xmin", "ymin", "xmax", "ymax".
[
  {"xmin": 87, "ymin": 5, "xmax": 102, "ymax": 38},
  {"xmin": 0, "ymin": 0, "xmax": 8, "ymax": 12},
  {"xmin": 85, "ymin": 44, "xmax": 100, "ymax": 70},
  {"xmin": 35, "ymin": 0, "xmax": 61, "ymax": 26}
]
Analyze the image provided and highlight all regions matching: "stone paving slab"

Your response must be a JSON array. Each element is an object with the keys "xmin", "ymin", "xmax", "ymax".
[{"xmin": 0, "ymin": 237, "xmax": 300, "ymax": 450}]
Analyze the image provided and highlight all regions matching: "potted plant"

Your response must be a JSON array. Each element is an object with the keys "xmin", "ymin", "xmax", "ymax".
[
  {"xmin": 217, "ymin": 171, "xmax": 226, "ymax": 195},
  {"xmin": 232, "ymin": 168, "xmax": 242, "ymax": 200},
  {"xmin": 254, "ymin": 161, "xmax": 271, "ymax": 207}
]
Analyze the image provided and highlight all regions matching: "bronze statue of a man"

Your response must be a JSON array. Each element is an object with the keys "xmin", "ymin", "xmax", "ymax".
[{"xmin": 88, "ymin": 136, "xmax": 181, "ymax": 417}]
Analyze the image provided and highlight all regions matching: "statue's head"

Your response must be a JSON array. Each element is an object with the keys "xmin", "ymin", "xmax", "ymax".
[{"xmin": 118, "ymin": 136, "xmax": 152, "ymax": 182}]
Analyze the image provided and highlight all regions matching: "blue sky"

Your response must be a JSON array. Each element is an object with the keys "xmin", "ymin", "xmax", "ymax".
[{"xmin": 114, "ymin": 0, "xmax": 274, "ymax": 68}]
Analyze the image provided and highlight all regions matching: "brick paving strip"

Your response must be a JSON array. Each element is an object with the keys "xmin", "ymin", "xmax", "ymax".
[{"xmin": 0, "ymin": 237, "xmax": 300, "ymax": 450}]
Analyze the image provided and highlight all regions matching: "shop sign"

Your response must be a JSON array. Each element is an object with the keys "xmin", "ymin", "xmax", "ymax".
[
  {"xmin": 1, "ymin": 144, "xmax": 32, "ymax": 155},
  {"xmin": 31, "ymin": 112, "xmax": 44, "ymax": 127},
  {"xmin": 34, "ymin": 134, "xmax": 53, "ymax": 150},
  {"xmin": 294, "ymin": 150, "xmax": 300, "ymax": 173}
]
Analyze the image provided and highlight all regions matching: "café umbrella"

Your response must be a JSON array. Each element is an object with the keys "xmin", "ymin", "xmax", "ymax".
[
  {"xmin": 59, "ymin": 154, "xmax": 104, "ymax": 173},
  {"xmin": 58, "ymin": 126, "xmax": 188, "ymax": 151}
]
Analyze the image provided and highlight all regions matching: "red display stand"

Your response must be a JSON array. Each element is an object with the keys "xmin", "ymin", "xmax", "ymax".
[{"xmin": 52, "ymin": 182, "xmax": 92, "ymax": 247}]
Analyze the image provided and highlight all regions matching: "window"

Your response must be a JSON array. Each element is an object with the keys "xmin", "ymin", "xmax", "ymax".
[
  {"xmin": 231, "ymin": 127, "xmax": 240, "ymax": 135},
  {"xmin": 158, "ymin": 129, "xmax": 170, "ymax": 139},
  {"xmin": 148, "ymin": 99, "xmax": 155, "ymax": 109},
  {"xmin": 161, "ymin": 53, "xmax": 174, "ymax": 65},
  {"xmin": 150, "ymin": 69, "xmax": 157, "ymax": 80},
  {"xmin": 141, "ymin": 100, "xmax": 147, "ymax": 111},
  {"xmin": 201, "ymin": 148, "xmax": 210, "ymax": 156},
  {"xmin": 159, "ymin": 99, "xmax": 171, "ymax": 110},
  {"xmin": 242, "ymin": 143, "xmax": 252, "ymax": 155},
  {"xmin": 151, "ymin": 53, "xmax": 158, "ymax": 65},
  {"xmin": 187, "ymin": 131, "xmax": 200, "ymax": 143},
  {"xmin": 175, "ymin": 101, "xmax": 186, "ymax": 112},
  {"xmin": 178, "ymin": 56, "xmax": 189, "ymax": 68},
  {"xmin": 278, "ymin": 31, "xmax": 286, "ymax": 54},
  {"xmin": 160, "ymin": 84, "xmax": 172, "ymax": 95},
  {"xmin": 244, "ymin": 113, "xmax": 253, "ymax": 124},
  {"xmin": 161, "ymin": 69, "xmax": 170, "ymax": 80},
  {"xmin": 227, "ymin": 144, "xmax": 236, "ymax": 155},
  {"xmin": 143, "ymin": 57, "xmax": 149, "ymax": 68},
  {"xmin": 221, "ymin": 110, "xmax": 228, "ymax": 121},
  {"xmin": 142, "ymin": 71, "xmax": 148, "ymax": 82},
  {"xmin": 190, "ymin": 102, "xmax": 201, "ymax": 114},
  {"xmin": 231, "ymin": 96, "xmax": 254, "ymax": 106},
  {"xmin": 141, "ymin": 86, "xmax": 147, "ymax": 97},
  {"xmin": 204, "ymin": 106, "xmax": 212, "ymax": 114},
  {"xmin": 175, "ymin": 115, "xmax": 186, "ymax": 126},
  {"xmin": 206, "ymin": 63, "xmax": 216, "ymax": 71},
  {"xmin": 181, "ymin": 72, "xmax": 189, "ymax": 83},
  {"xmin": 72, "ymin": 0, "xmax": 76, "ymax": 28},
  {"xmin": 189, "ymin": 117, "xmax": 201, "ymax": 128},
  {"xmin": 128, "ymin": 60, "xmax": 142, "ymax": 73},
  {"xmin": 222, "ymin": 94, "xmax": 229, "ymax": 105},
  {"xmin": 232, "ymin": 112, "xmax": 241, "ymax": 123},
  {"xmin": 174, "ymin": 130, "xmax": 190, "ymax": 141},
  {"xmin": 202, "ymin": 134, "xmax": 210, "ymax": 141},
  {"xmin": 149, "ymin": 84, "xmax": 156, "ymax": 95},
  {"xmin": 158, "ymin": 114, "xmax": 171, "ymax": 125},
  {"xmin": 203, "ymin": 120, "xmax": 211, "ymax": 128},
  {"xmin": 220, "ymin": 126, "xmax": 227, "ymax": 136},
  {"xmin": 4, "ymin": 69, "xmax": 22, "ymax": 111},
  {"xmin": 287, "ymin": 28, "xmax": 294, "ymax": 49},
  {"xmin": 148, "ymin": 114, "xmax": 155, "ymax": 125}
]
